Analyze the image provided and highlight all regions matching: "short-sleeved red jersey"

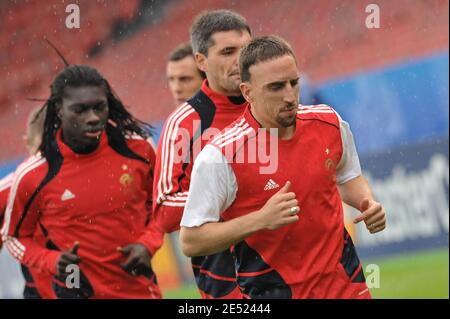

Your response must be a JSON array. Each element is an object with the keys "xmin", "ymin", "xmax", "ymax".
[{"xmin": 209, "ymin": 104, "xmax": 370, "ymax": 299}]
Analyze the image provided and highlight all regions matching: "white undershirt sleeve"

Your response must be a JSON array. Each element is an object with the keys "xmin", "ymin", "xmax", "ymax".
[
  {"xmin": 180, "ymin": 144, "xmax": 237, "ymax": 228},
  {"xmin": 335, "ymin": 114, "xmax": 363, "ymax": 184}
]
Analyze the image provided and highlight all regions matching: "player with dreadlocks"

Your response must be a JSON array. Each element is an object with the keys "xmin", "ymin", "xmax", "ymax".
[{"xmin": 1, "ymin": 64, "xmax": 164, "ymax": 298}]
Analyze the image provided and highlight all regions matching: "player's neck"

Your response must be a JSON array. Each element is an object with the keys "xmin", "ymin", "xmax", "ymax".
[
  {"xmin": 206, "ymin": 78, "xmax": 241, "ymax": 97},
  {"xmin": 61, "ymin": 132, "xmax": 100, "ymax": 154},
  {"xmin": 271, "ymin": 124, "xmax": 296, "ymax": 140}
]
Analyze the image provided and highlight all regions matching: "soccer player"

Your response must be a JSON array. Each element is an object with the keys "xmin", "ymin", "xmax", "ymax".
[
  {"xmin": 167, "ymin": 42, "xmax": 205, "ymax": 107},
  {"xmin": 0, "ymin": 177, "xmax": 12, "ymax": 251},
  {"xmin": 165, "ymin": 42, "xmax": 205, "ymax": 284},
  {"xmin": 180, "ymin": 36, "xmax": 387, "ymax": 299},
  {"xmin": 1, "ymin": 65, "xmax": 163, "ymax": 298},
  {"xmin": 153, "ymin": 10, "xmax": 252, "ymax": 298},
  {"xmin": 0, "ymin": 106, "xmax": 55, "ymax": 299},
  {"xmin": 0, "ymin": 106, "xmax": 45, "ymax": 250}
]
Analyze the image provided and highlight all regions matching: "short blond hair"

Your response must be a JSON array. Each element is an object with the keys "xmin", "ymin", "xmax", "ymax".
[{"xmin": 26, "ymin": 106, "xmax": 46, "ymax": 155}]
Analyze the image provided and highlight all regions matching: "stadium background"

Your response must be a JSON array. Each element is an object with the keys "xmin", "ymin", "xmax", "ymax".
[{"xmin": 0, "ymin": 0, "xmax": 448, "ymax": 298}]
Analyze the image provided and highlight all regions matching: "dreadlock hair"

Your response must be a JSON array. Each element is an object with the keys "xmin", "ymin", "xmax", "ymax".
[
  {"xmin": 14, "ymin": 65, "xmax": 154, "ymax": 236},
  {"xmin": 41, "ymin": 63, "xmax": 153, "ymax": 162},
  {"xmin": 13, "ymin": 40, "xmax": 154, "ymax": 235}
]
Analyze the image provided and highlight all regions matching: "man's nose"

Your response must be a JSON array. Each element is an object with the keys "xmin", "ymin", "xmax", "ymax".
[
  {"xmin": 283, "ymin": 86, "xmax": 297, "ymax": 104},
  {"xmin": 173, "ymin": 79, "xmax": 183, "ymax": 92},
  {"xmin": 86, "ymin": 109, "xmax": 101, "ymax": 124}
]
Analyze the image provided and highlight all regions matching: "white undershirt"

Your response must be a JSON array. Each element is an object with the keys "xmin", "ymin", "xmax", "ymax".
[{"xmin": 180, "ymin": 117, "xmax": 362, "ymax": 228}]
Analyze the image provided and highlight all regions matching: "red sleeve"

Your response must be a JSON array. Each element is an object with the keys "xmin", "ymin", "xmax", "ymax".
[
  {"xmin": 152, "ymin": 105, "xmax": 198, "ymax": 233},
  {"xmin": 0, "ymin": 174, "xmax": 13, "ymax": 250},
  {"xmin": 136, "ymin": 219, "xmax": 164, "ymax": 256},
  {"xmin": 0, "ymin": 194, "xmax": 7, "ymax": 250},
  {"xmin": 153, "ymin": 205, "xmax": 184, "ymax": 233},
  {"xmin": 2, "ymin": 160, "xmax": 61, "ymax": 276},
  {"xmin": 133, "ymin": 137, "xmax": 165, "ymax": 255}
]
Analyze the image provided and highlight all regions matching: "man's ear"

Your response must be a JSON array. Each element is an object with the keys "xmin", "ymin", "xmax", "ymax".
[
  {"xmin": 195, "ymin": 52, "xmax": 207, "ymax": 73},
  {"xmin": 239, "ymin": 82, "xmax": 252, "ymax": 103}
]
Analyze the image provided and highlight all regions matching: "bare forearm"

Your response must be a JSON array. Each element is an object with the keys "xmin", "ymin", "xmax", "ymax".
[
  {"xmin": 338, "ymin": 175, "xmax": 374, "ymax": 209},
  {"xmin": 180, "ymin": 181, "xmax": 300, "ymax": 256},
  {"xmin": 341, "ymin": 176, "xmax": 387, "ymax": 233},
  {"xmin": 180, "ymin": 211, "xmax": 263, "ymax": 257}
]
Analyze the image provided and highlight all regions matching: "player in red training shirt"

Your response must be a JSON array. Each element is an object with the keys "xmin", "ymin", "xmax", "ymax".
[
  {"xmin": 1, "ymin": 65, "xmax": 163, "ymax": 298},
  {"xmin": 153, "ymin": 10, "xmax": 251, "ymax": 298},
  {"xmin": 0, "ymin": 173, "xmax": 13, "ymax": 250},
  {"xmin": 0, "ymin": 107, "xmax": 45, "ymax": 251},
  {"xmin": 0, "ymin": 107, "xmax": 56, "ymax": 299},
  {"xmin": 166, "ymin": 42, "xmax": 205, "ymax": 108},
  {"xmin": 180, "ymin": 36, "xmax": 387, "ymax": 299}
]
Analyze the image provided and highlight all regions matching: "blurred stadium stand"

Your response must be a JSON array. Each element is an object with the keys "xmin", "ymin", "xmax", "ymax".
[
  {"xmin": 1, "ymin": 0, "xmax": 448, "ymax": 161},
  {"xmin": 0, "ymin": 0, "xmax": 448, "ymax": 298}
]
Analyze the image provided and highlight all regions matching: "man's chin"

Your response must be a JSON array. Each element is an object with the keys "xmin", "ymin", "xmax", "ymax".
[
  {"xmin": 227, "ymin": 82, "xmax": 242, "ymax": 95},
  {"xmin": 276, "ymin": 116, "xmax": 297, "ymax": 128},
  {"xmin": 82, "ymin": 139, "xmax": 101, "ymax": 151},
  {"xmin": 81, "ymin": 136, "xmax": 100, "ymax": 144}
]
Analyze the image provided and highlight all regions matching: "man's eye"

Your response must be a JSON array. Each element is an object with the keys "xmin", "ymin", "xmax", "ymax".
[
  {"xmin": 94, "ymin": 103, "xmax": 107, "ymax": 111},
  {"xmin": 291, "ymin": 79, "xmax": 299, "ymax": 87},
  {"xmin": 270, "ymin": 84, "xmax": 284, "ymax": 91},
  {"xmin": 73, "ymin": 107, "xmax": 85, "ymax": 114}
]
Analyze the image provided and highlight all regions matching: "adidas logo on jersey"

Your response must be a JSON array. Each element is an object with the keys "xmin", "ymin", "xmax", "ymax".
[
  {"xmin": 61, "ymin": 189, "xmax": 76, "ymax": 201},
  {"xmin": 264, "ymin": 179, "xmax": 279, "ymax": 191}
]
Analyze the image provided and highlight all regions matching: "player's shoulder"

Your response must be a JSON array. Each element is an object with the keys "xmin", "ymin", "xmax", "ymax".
[
  {"xmin": 185, "ymin": 89, "xmax": 220, "ymax": 122},
  {"xmin": 0, "ymin": 173, "xmax": 14, "ymax": 193},
  {"xmin": 208, "ymin": 115, "xmax": 256, "ymax": 155},
  {"xmin": 164, "ymin": 101, "xmax": 200, "ymax": 130},
  {"xmin": 297, "ymin": 104, "xmax": 341, "ymax": 128},
  {"xmin": 11, "ymin": 153, "xmax": 47, "ymax": 190},
  {"xmin": 125, "ymin": 133, "xmax": 156, "ymax": 157}
]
